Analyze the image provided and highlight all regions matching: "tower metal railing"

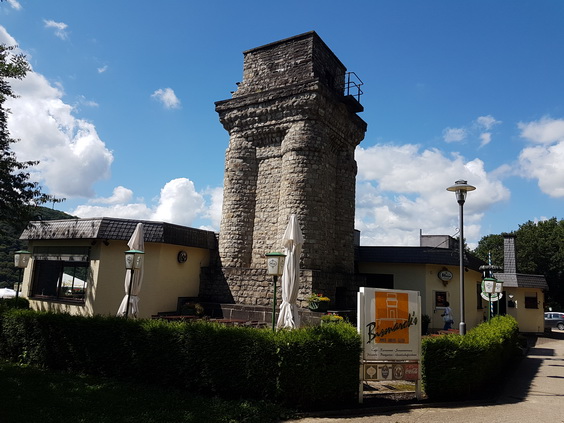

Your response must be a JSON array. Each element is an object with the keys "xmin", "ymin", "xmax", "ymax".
[{"xmin": 344, "ymin": 72, "xmax": 364, "ymax": 103}]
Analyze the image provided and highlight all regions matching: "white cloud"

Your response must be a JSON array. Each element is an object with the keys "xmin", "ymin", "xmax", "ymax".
[
  {"xmin": 443, "ymin": 127, "xmax": 466, "ymax": 143},
  {"xmin": 6, "ymin": 0, "xmax": 22, "ymax": 11},
  {"xmin": 97, "ymin": 65, "xmax": 108, "ymax": 74},
  {"xmin": 76, "ymin": 95, "xmax": 99, "ymax": 108},
  {"xmin": 89, "ymin": 186, "xmax": 134, "ymax": 205},
  {"xmin": 43, "ymin": 19, "xmax": 69, "ymax": 40},
  {"xmin": 72, "ymin": 203, "xmax": 153, "ymax": 221},
  {"xmin": 151, "ymin": 88, "xmax": 181, "ymax": 109},
  {"xmin": 71, "ymin": 179, "xmax": 220, "ymax": 230},
  {"xmin": 443, "ymin": 115, "xmax": 501, "ymax": 146},
  {"xmin": 152, "ymin": 178, "xmax": 205, "ymax": 225},
  {"xmin": 476, "ymin": 115, "xmax": 500, "ymax": 147},
  {"xmin": 200, "ymin": 186, "xmax": 223, "ymax": 230},
  {"xmin": 479, "ymin": 132, "xmax": 492, "ymax": 147},
  {"xmin": 518, "ymin": 117, "xmax": 564, "ymax": 198},
  {"xmin": 518, "ymin": 116, "xmax": 564, "ymax": 145},
  {"xmin": 0, "ymin": 25, "xmax": 18, "ymax": 45},
  {"xmin": 355, "ymin": 143, "xmax": 510, "ymax": 246},
  {"xmin": 6, "ymin": 63, "xmax": 114, "ymax": 198},
  {"xmin": 476, "ymin": 115, "xmax": 501, "ymax": 131}
]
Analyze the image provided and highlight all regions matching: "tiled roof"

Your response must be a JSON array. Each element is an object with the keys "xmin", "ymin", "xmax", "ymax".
[
  {"xmin": 20, "ymin": 218, "xmax": 217, "ymax": 250},
  {"xmin": 356, "ymin": 246, "xmax": 485, "ymax": 271},
  {"xmin": 494, "ymin": 272, "xmax": 549, "ymax": 290}
]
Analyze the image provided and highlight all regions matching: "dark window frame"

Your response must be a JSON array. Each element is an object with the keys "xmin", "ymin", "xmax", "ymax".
[
  {"xmin": 524, "ymin": 292, "xmax": 538, "ymax": 309},
  {"xmin": 30, "ymin": 257, "xmax": 89, "ymax": 304}
]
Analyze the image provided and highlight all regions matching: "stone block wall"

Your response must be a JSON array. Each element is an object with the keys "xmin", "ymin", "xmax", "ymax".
[
  {"xmin": 208, "ymin": 31, "xmax": 367, "ymax": 308},
  {"xmin": 234, "ymin": 31, "xmax": 346, "ymax": 98}
]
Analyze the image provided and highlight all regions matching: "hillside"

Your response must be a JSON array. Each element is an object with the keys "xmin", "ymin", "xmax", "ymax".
[{"xmin": 0, "ymin": 207, "xmax": 75, "ymax": 288}]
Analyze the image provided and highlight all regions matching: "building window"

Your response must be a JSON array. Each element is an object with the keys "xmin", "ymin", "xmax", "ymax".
[
  {"xmin": 30, "ymin": 247, "xmax": 90, "ymax": 303},
  {"xmin": 524, "ymin": 292, "xmax": 538, "ymax": 309}
]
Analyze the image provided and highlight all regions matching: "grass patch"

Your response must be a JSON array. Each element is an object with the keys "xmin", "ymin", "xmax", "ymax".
[{"xmin": 0, "ymin": 361, "xmax": 291, "ymax": 423}]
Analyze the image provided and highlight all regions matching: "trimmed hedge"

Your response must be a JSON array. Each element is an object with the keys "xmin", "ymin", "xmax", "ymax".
[
  {"xmin": 0, "ymin": 297, "xmax": 29, "ymax": 312},
  {"xmin": 421, "ymin": 315, "xmax": 520, "ymax": 400},
  {"xmin": 0, "ymin": 310, "xmax": 361, "ymax": 409}
]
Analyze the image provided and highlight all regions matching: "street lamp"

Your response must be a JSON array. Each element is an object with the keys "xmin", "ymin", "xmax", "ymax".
[
  {"xmin": 447, "ymin": 180, "xmax": 476, "ymax": 335},
  {"xmin": 124, "ymin": 249, "xmax": 144, "ymax": 318},
  {"xmin": 265, "ymin": 252, "xmax": 286, "ymax": 331},
  {"xmin": 13, "ymin": 250, "xmax": 31, "ymax": 304}
]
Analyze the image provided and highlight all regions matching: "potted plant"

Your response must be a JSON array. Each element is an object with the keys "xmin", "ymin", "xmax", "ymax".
[
  {"xmin": 180, "ymin": 301, "xmax": 205, "ymax": 317},
  {"xmin": 307, "ymin": 293, "xmax": 330, "ymax": 312},
  {"xmin": 321, "ymin": 313, "xmax": 344, "ymax": 325}
]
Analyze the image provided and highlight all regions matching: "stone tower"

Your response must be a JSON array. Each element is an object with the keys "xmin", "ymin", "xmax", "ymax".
[{"xmin": 213, "ymin": 32, "xmax": 367, "ymax": 307}]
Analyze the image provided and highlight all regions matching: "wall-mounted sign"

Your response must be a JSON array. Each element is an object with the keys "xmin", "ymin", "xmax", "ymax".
[
  {"xmin": 177, "ymin": 250, "xmax": 188, "ymax": 263},
  {"xmin": 438, "ymin": 268, "xmax": 453, "ymax": 282}
]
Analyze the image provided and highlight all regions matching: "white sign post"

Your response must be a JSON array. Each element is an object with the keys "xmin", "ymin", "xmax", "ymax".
[{"xmin": 357, "ymin": 288, "xmax": 422, "ymax": 402}]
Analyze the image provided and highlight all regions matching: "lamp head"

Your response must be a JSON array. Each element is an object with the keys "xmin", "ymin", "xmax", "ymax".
[
  {"xmin": 265, "ymin": 252, "xmax": 286, "ymax": 276},
  {"xmin": 124, "ymin": 249, "xmax": 144, "ymax": 270},
  {"xmin": 14, "ymin": 250, "xmax": 31, "ymax": 269},
  {"xmin": 447, "ymin": 180, "xmax": 476, "ymax": 205}
]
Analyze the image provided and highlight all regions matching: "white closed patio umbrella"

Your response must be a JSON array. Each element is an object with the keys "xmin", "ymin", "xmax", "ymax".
[
  {"xmin": 117, "ymin": 223, "xmax": 145, "ymax": 318},
  {"xmin": 277, "ymin": 214, "xmax": 304, "ymax": 329},
  {"xmin": 0, "ymin": 288, "xmax": 17, "ymax": 299}
]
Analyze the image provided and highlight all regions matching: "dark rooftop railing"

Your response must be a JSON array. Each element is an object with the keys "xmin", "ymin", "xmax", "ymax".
[{"xmin": 344, "ymin": 72, "xmax": 363, "ymax": 103}]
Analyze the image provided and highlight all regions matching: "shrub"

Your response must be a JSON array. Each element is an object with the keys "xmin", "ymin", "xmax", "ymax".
[
  {"xmin": 0, "ymin": 297, "xmax": 29, "ymax": 311},
  {"xmin": 0, "ymin": 309, "xmax": 361, "ymax": 410},
  {"xmin": 421, "ymin": 315, "xmax": 520, "ymax": 400}
]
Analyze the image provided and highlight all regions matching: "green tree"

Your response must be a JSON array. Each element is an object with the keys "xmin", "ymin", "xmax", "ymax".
[
  {"xmin": 473, "ymin": 218, "xmax": 564, "ymax": 309},
  {"xmin": 472, "ymin": 233, "xmax": 504, "ymax": 269},
  {"xmin": 0, "ymin": 44, "xmax": 60, "ymax": 233},
  {"xmin": 0, "ymin": 206, "xmax": 74, "ymax": 288}
]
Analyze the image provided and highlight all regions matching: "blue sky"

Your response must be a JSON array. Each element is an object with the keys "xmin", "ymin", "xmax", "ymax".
[{"xmin": 2, "ymin": 0, "xmax": 564, "ymax": 248}]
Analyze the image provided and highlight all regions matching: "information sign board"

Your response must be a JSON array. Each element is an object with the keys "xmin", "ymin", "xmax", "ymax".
[{"xmin": 358, "ymin": 288, "xmax": 421, "ymax": 361}]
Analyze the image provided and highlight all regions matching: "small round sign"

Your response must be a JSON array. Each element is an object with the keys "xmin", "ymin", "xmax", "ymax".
[{"xmin": 438, "ymin": 269, "xmax": 453, "ymax": 282}]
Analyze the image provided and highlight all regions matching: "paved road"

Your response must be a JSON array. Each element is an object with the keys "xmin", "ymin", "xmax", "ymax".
[{"xmin": 289, "ymin": 330, "xmax": 564, "ymax": 423}]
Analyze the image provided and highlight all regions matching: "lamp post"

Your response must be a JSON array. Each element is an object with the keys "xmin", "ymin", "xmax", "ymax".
[
  {"xmin": 265, "ymin": 252, "xmax": 286, "ymax": 331},
  {"xmin": 447, "ymin": 180, "xmax": 476, "ymax": 335},
  {"xmin": 494, "ymin": 279, "xmax": 504, "ymax": 317},
  {"xmin": 13, "ymin": 250, "xmax": 31, "ymax": 305},
  {"xmin": 480, "ymin": 262, "xmax": 501, "ymax": 322},
  {"xmin": 124, "ymin": 249, "xmax": 144, "ymax": 318}
]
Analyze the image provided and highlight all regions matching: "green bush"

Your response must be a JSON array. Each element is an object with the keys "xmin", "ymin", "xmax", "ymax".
[
  {"xmin": 275, "ymin": 323, "xmax": 361, "ymax": 408},
  {"xmin": 421, "ymin": 315, "xmax": 520, "ymax": 400},
  {"xmin": 0, "ymin": 309, "xmax": 361, "ymax": 410},
  {"xmin": 0, "ymin": 297, "xmax": 29, "ymax": 311}
]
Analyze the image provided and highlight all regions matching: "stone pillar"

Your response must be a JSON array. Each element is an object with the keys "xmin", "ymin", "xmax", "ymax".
[{"xmin": 219, "ymin": 135, "xmax": 257, "ymax": 268}]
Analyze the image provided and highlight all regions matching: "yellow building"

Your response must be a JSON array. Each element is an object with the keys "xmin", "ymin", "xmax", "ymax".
[
  {"xmin": 356, "ymin": 234, "xmax": 547, "ymax": 334},
  {"xmin": 17, "ymin": 218, "xmax": 547, "ymax": 333},
  {"xmin": 492, "ymin": 235, "xmax": 548, "ymax": 333},
  {"xmin": 19, "ymin": 218, "xmax": 216, "ymax": 319}
]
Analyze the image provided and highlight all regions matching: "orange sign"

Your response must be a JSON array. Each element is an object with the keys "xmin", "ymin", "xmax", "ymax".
[
  {"xmin": 360, "ymin": 288, "xmax": 421, "ymax": 361},
  {"xmin": 373, "ymin": 291, "xmax": 411, "ymax": 344}
]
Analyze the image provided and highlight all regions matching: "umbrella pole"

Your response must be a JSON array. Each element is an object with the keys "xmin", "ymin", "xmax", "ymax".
[
  {"xmin": 272, "ymin": 275, "xmax": 278, "ymax": 331},
  {"xmin": 125, "ymin": 268, "xmax": 134, "ymax": 318}
]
